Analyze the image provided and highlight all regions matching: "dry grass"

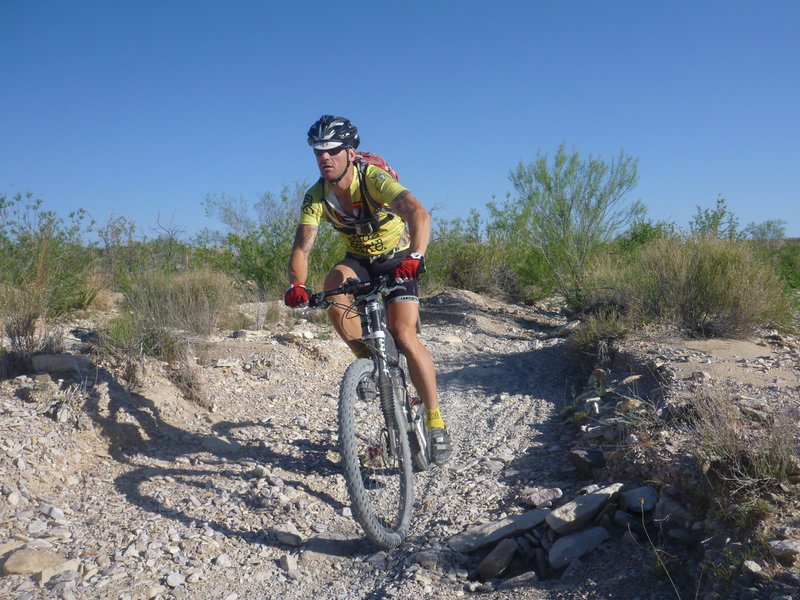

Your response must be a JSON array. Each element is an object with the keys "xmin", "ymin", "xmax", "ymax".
[
  {"xmin": 94, "ymin": 268, "xmax": 238, "ymax": 400},
  {"xmin": 690, "ymin": 391, "xmax": 798, "ymax": 497},
  {"xmin": 591, "ymin": 237, "xmax": 791, "ymax": 337},
  {"xmin": 120, "ymin": 268, "xmax": 239, "ymax": 336},
  {"xmin": 0, "ymin": 284, "xmax": 67, "ymax": 375},
  {"xmin": 568, "ymin": 309, "xmax": 628, "ymax": 367}
]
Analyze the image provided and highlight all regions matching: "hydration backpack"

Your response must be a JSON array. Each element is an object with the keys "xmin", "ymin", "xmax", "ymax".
[{"xmin": 354, "ymin": 151, "xmax": 399, "ymax": 182}]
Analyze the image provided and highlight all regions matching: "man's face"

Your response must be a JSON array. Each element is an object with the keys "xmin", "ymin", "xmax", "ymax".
[{"xmin": 315, "ymin": 145, "xmax": 354, "ymax": 181}]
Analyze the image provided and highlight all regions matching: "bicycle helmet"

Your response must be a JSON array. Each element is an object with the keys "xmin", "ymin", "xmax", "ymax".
[{"xmin": 307, "ymin": 115, "xmax": 360, "ymax": 150}]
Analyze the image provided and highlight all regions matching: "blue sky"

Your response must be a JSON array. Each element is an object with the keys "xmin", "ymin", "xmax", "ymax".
[{"xmin": 2, "ymin": 0, "xmax": 798, "ymax": 239}]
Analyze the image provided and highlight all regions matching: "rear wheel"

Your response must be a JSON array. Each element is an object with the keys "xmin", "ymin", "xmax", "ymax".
[{"xmin": 338, "ymin": 359, "xmax": 414, "ymax": 549}]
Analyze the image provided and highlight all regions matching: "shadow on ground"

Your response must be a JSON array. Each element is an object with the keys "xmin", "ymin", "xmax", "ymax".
[{"xmin": 80, "ymin": 364, "xmax": 364, "ymax": 555}]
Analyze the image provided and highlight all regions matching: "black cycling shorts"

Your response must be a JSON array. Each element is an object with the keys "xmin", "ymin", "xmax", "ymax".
[{"xmin": 336, "ymin": 250, "xmax": 419, "ymax": 305}]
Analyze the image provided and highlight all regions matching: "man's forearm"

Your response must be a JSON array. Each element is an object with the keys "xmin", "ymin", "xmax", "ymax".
[
  {"xmin": 392, "ymin": 191, "xmax": 430, "ymax": 254},
  {"xmin": 287, "ymin": 249, "xmax": 308, "ymax": 284},
  {"xmin": 287, "ymin": 224, "xmax": 318, "ymax": 284}
]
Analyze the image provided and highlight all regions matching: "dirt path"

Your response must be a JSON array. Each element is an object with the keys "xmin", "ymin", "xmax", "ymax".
[{"xmin": 4, "ymin": 290, "xmax": 760, "ymax": 599}]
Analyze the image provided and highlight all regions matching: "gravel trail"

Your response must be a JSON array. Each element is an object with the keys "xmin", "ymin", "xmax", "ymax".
[{"xmin": 1, "ymin": 291, "xmax": 672, "ymax": 600}]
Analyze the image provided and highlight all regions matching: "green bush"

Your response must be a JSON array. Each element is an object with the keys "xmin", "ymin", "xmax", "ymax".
[
  {"xmin": 0, "ymin": 192, "xmax": 97, "ymax": 318},
  {"xmin": 614, "ymin": 218, "xmax": 675, "ymax": 254},
  {"xmin": 426, "ymin": 210, "xmax": 512, "ymax": 295},
  {"xmin": 689, "ymin": 197, "xmax": 744, "ymax": 240},
  {"xmin": 425, "ymin": 209, "xmax": 555, "ymax": 301},
  {"xmin": 0, "ymin": 192, "xmax": 97, "ymax": 375},
  {"xmin": 754, "ymin": 239, "xmax": 800, "ymax": 290},
  {"xmin": 504, "ymin": 145, "xmax": 644, "ymax": 309},
  {"xmin": 607, "ymin": 236, "xmax": 790, "ymax": 337},
  {"xmin": 200, "ymin": 184, "xmax": 344, "ymax": 299},
  {"xmin": 95, "ymin": 215, "xmax": 195, "ymax": 286}
]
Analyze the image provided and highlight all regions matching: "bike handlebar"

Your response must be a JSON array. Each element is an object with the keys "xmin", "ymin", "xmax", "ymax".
[{"xmin": 307, "ymin": 275, "xmax": 403, "ymax": 309}]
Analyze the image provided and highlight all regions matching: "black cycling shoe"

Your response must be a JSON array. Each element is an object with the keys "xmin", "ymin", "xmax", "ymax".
[{"xmin": 428, "ymin": 427, "xmax": 452, "ymax": 466}]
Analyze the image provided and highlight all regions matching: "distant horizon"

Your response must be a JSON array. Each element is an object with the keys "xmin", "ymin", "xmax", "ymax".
[{"xmin": 2, "ymin": 185, "xmax": 793, "ymax": 246}]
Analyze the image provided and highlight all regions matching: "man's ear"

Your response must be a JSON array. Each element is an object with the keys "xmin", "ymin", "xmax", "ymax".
[{"xmin": 348, "ymin": 147, "xmax": 357, "ymax": 160}]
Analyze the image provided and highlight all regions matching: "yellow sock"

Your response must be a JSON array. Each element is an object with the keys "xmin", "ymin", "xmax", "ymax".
[
  {"xmin": 353, "ymin": 346, "xmax": 370, "ymax": 359},
  {"xmin": 426, "ymin": 408, "xmax": 445, "ymax": 430}
]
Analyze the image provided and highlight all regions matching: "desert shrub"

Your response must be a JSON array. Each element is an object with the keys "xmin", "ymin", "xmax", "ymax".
[
  {"xmin": 121, "ymin": 268, "xmax": 238, "ymax": 336},
  {"xmin": 426, "ymin": 210, "xmax": 514, "ymax": 295},
  {"xmin": 504, "ymin": 145, "xmax": 644, "ymax": 309},
  {"xmin": 689, "ymin": 197, "xmax": 744, "ymax": 240},
  {"xmin": 0, "ymin": 191, "xmax": 95, "ymax": 376},
  {"xmin": 568, "ymin": 309, "xmax": 628, "ymax": 366},
  {"xmin": 426, "ymin": 208, "xmax": 556, "ymax": 301},
  {"xmin": 94, "ymin": 267, "xmax": 238, "ymax": 392},
  {"xmin": 0, "ymin": 192, "xmax": 98, "ymax": 318},
  {"xmin": 690, "ymin": 391, "xmax": 797, "ymax": 497},
  {"xmin": 95, "ymin": 215, "xmax": 195, "ymax": 286},
  {"xmin": 96, "ymin": 310, "xmax": 186, "ymax": 388},
  {"xmin": 754, "ymin": 239, "xmax": 800, "ymax": 291},
  {"xmin": 614, "ymin": 218, "xmax": 676, "ymax": 253},
  {"xmin": 200, "ymin": 184, "xmax": 344, "ymax": 299},
  {"xmin": 745, "ymin": 219, "xmax": 787, "ymax": 241},
  {"xmin": 609, "ymin": 236, "xmax": 790, "ymax": 337},
  {"xmin": 0, "ymin": 284, "xmax": 68, "ymax": 375}
]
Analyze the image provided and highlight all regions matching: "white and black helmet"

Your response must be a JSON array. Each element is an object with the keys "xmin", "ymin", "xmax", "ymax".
[{"xmin": 307, "ymin": 115, "xmax": 360, "ymax": 150}]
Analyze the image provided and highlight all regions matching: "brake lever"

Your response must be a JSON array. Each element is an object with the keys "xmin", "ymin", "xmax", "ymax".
[{"xmin": 385, "ymin": 278, "xmax": 409, "ymax": 293}]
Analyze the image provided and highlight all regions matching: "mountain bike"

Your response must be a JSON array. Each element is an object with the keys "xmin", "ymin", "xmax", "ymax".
[{"xmin": 308, "ymin": 275, "xmax": 430, "ymax": 548}]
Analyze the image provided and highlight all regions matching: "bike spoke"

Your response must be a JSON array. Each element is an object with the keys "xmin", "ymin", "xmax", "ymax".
[
  {"xmin": 339, "ymin": 359, "xmax": 413, "ymax": 548},
  {"xmin": 351, "ymin": 381, "xmax": 405, "ymax": 530}
]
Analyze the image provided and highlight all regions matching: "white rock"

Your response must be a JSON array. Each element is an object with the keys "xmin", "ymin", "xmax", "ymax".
[
  {"xmin": 166, "ymin": 572, "xmax": 185, "ymax": 588},
  {"xmin": 214, "ymin": 553, "xmax": 233, "ymax": 567},
  {"xmin": 280, "ymin": 554, "xmax": 298, "ymax": 572},
  {"xmin": 434, "ymin": 335, "xmax": 462, "ymax": 344}
]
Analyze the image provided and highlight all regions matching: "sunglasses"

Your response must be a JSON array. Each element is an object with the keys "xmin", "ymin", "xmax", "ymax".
[{"xmin": 314, "ymin": 146, "xmax": 347, "ymax": 157}]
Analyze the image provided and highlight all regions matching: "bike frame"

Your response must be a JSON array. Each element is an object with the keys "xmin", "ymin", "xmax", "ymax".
[
  {"xmin": 309, "ymin": 276, "xmax": 406, "ymax": 454},
  {"xmin": 353, "ymin": 284, "xmax": 403, "ymax": 459}
]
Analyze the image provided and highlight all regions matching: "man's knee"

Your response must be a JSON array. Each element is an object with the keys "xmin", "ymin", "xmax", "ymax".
[{"xmin": 393, "ymin": 328, "xmax": 422, "ymax": 355}]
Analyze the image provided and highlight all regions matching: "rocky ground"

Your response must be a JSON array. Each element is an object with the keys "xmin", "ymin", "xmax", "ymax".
[{"xmin": 1, "ymin": 289, "xmax": 799, "ymax": 600}]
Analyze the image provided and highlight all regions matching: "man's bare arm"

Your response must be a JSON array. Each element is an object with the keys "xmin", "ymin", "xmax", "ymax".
[
  {"xmin": 287, "ymin": 224, "xmax": 318, "ymax": 284},
  {"xmin": 390, "ymin": 190, "xmax": 430, "ymax": 255}
]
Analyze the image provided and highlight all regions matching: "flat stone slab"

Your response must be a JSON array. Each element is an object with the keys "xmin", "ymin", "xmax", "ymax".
[
  {"xmin": 549, "ymin": 526, "xmax": 609, "ymax": 569},
  {"xmin": 546, "ymin": 483, "xmax": 622, "ymax": 535},
  {"xmin": 448, "ymin": 509, "xmax": 549, "ymax": 553},
  {"xmin": 2, "ymin": 549, "xmax": 66, "ymax": 575}
]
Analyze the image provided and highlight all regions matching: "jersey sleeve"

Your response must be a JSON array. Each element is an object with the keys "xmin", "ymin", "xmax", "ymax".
[
  {"xmin": 363, "ymin": 164, "xmax": 408, "ymax": 206},
  {"xmin": 299, "ymin": 186, "xmax": 323, "ymax": 227}
]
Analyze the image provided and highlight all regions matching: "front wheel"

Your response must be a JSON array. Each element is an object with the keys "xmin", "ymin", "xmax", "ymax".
[
  {"xmin": 394, "ymin": 355, "xmax": 430, "ymax": 472},
  {"xmin": 338, "ymin": 359, "xmax": 414, "ymax": 549}
]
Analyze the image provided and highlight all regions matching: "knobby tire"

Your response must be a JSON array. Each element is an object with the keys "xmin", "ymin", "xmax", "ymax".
[
  {"xmin": 395, "ymin": 354, "xmax": 430, "ymax": 472},
  {"xmin": 338, "ymin": 358, "xmax": 414, "ymax": 549}
]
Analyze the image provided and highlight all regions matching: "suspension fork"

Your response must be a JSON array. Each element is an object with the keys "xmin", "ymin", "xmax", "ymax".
[{"xmin": 360, "ymin": 298, "xmax": 399, "ymax": 453}]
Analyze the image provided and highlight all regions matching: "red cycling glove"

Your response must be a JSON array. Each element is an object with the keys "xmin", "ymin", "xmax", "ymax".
[
  {"xmin": 284, "ymin": 282, "xmax": 310, "ymax": 307},
  {"xmin": 394, "ymin": 253, "xmax": 426, "ymax": 280}
]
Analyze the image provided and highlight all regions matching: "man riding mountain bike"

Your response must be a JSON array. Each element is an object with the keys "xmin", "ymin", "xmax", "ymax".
[{"xmin": 284, "ymin": 115, "xmax": 452, "ymax": 466}]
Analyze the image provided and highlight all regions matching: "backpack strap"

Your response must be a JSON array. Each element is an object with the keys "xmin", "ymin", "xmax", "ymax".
[{"xmin": 320, "ymin": 164, "xmax": 393, "ymax": 236}]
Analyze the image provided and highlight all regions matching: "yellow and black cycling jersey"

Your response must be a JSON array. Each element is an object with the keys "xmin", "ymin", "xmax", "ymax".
[{"xmin": 299, "ymin": 164, "xmax": 411, "ymax": 257}]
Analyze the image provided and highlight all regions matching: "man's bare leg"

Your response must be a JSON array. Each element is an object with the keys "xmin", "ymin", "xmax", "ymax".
[{"xmin": 323, "ymin": 265, "xmax": 366, "ymax": 355}]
